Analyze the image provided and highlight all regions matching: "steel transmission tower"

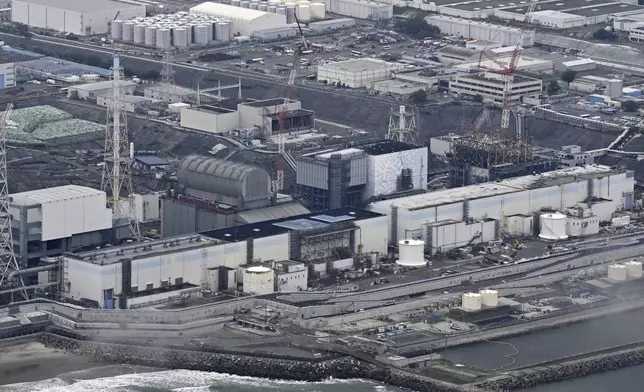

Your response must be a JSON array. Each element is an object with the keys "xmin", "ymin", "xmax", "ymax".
[
  {"xmin": 387, "ymin": 105, "xmax": 417, "ymax": 144},
  {"xmin": 0, "ymin": 103, "xmax": 27, "ymax": 302},
  {"xmin": 102, "ymin": 54, "xmax": 140, "ymax": 238},
  {"xmin": 161, "ymin": 51, "xmax": 175, "ymax": 85}
]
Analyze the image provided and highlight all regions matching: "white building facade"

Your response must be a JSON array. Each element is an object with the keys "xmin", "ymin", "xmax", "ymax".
[
  {"xmin": 317, "ymin": 58, "xmax": 405, "ymax": 88},
  {"xmin": 190, "ymin": 2, "xmax": 287, "ymax": 36},
  {"xmin": 450, "ymin": 73, "xmax": 542, "ymax": 104},
  {"xmin": 0, "ymin": 62, "xmax": 15, "ymax": 88},
  {"xmin": 424, "ymin": 15, "xmax": 535, "ymax": 47}
]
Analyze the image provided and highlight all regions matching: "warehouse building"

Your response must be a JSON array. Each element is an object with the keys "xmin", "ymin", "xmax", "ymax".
[
  {"xmin": 425, "ymin": 15, "xmax": 536, "ymax": 47},
  {"xmin": 450, "ymin": 73, "xmax": 542, "ymax": 105},
  {"xmin": 60, "ymin": 207, "xmax": 387, "ymax": 308},
  {"xmin": 318, "ymin": 0, "xmax": 392, "ymax": 20},
  {"xmin": 144, "ymin": 84, "xmax": 196, "ymax": 103},
  {"xmin": 296, "ymin": 140, "xmax": 428, "ymax": 211},
  {"xmin": 308, "ymin": 18, "xmax": 356, "ymax": 31},
  {"xmin": 68, "ymin": 80, "xmax": 137, "ymax": 100},
  {"xmin": 12, "ymin": 0, "xmax": 146, "ymax": 36},
  {"xmin": 0, "ymin": 62, "xmax": 15, "ymax": 89},
  {"xmin": 8, "ymin": 185, "xmax": 129, "ymax": 276},
  {"xmin": 96, "ymin": 94, "xmax": 153, "ymax": 113},
  {"xmin": 436, "ymin": 46, "xmax": 482, "ymax": 64},
  {"xmin": 190, "ymin": 2, "xmax": 287, "ymax": 36},
  {"xmin": 456, "ymin": 57, "xmax": 554, "ymax": 74},
  {"xmin": 369, "ymin": 165, "xmax": 634, "ymax": 254},
  {"xmin": 180, "ymin": 99, "xmax": 314, "ymax": 135},
  {"xmin": 317, "ymin": 58, "xmax": 405, "ymax": 88},
  {"xmin": 162, "ymin": 154, "xmax": 309, "ymax": 237}
]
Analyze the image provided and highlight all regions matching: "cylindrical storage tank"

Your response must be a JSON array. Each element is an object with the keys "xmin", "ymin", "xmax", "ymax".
[
  {"xmin": 625, "ymin": 261, "xmax": 642, "ymax": 278},
  {"xmin": 608, "ymin": 264, "xmax": 627, "ymax": 281},
  {"xmin": 277, "ymin": 6, "xmax": 286, "ymax": 16},
  {"xmin": 231, "ymin": 0, "xmax": 241, "ymax": 5},
  {"xmin": 111, "ymin": 20, "xmax": 124, "ymax": 40},
  {"xmin": 286, "ymin": 6, "xmax": 296, "ymax": 23},
  {"xmin": 538, "ymin": 212, "xmax": 568, "ymax": 241},
  {"xmin": 310, "ymin": 2, "xmax": 325, "ymax": 19},
  {"xmin": 206, "ymin": 23, "xmax": 214, "ymax": 42},
  {"xmin": 243, "ymin": 266, "xmax": 275, "ymax": 295},
  {"xmin": 240, "ymin": 1, "xmax": 249, "ymax": 7},
  {"xmin": 215, "ymin": 22, "xmax": 224, "ymax": 41},
  {"xmin": 173, "ymin": 27, "xmax": 189, "ymax": 47},
  {"xmin": 479, "ymin": 289, "xmax": 499, "ymax": 307},
  {"xmin": 133, "ymin": 24, "xmax": 145, "ymax": 44},
  {"xmin": 156, "ymin": 28, "xmax": 171, "ymax": 49},
  {"xmin": 193, "ymin": 25, "xmax": 209, "ymax": 44},
  {"xmin": 396, "ymin": 239, "xmax": 425, "ymax": 267},
  {"xmin": 259, "ymin": 3, "xmax": 268, "ymax": 11},
  {"xmin": 144, "ymin": 26, "xmax": 157, "ymax": 46},
  {"xmin": 462, "ymin": 293, "xmax": 482, "ymax": 311},
  {"xmin": 268, "ymin": 0, "xmax": 281, "ymax": 5},
  {"xmin": 267, "ymin": 5, "xmax": 277, "ymax": 12},
  {"xmin": 249, "ymin": 2, "xmax": 258, "ymax": 9},
  {"xmin": 122, "ymin": 22, "xmax": 134, "ymax": 41},
  {"xmin": 220, "ymin": 22, "xmax": 231, "ymax": 41},
  {"xmin": 296, "ymin": 5, "xmax": 311, "ymax": 22}
]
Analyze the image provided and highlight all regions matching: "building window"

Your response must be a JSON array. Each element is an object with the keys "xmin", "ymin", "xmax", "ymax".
[
  {"xmin": 175, "ymin": 277, "xmax": 183, "ymax": 285},
  {"xmin": 131, "ymin": 286, "xmax": 138, "ymax": 292},
  {"xmin": 146, "ymin": 283, "xmax": 153, "ymax": 290}
]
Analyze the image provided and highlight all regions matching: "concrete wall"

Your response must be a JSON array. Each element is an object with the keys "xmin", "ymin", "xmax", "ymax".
[
  {"xmin": 161, "ymin": 198, "xmax": 236, "ymax": 237},
  {"xmin": 180, "ymin": 107, "xmax": 239, "ymax": 134}
]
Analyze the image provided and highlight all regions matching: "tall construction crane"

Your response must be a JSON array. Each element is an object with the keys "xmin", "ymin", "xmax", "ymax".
[
  {"xmin": 477, "ymin": 0, "xmax": 539, "ymax": 134},
  {"xmin": 0, "ymin": 103, "xmax": 27, "ymax": 303},
  {"xmin": 273, "ymin": 14, "xmax": 308, "ymax": 192}
]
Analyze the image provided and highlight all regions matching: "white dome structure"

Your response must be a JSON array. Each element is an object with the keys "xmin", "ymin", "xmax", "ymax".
[
  {"xmin": 625, "ymin": 261, "xmax": 642, "ymax": 279},
  {"xmin": 607, "ymin": 264, "xmax": 627, "ymax": 281},
  {"xmin": 479, "ymin": 289, "xmax": 499, "ymax": 307},
  {"xmin": 539, "ymin": 212, "xmax": 568, "ymax": 241},
  {"xmin": 396, "ymin": 239, "xmax": 425, "ymax": 267},
  {"xmin": 462, "ymin": 292, "xmax": 482, "ymax": 310}
]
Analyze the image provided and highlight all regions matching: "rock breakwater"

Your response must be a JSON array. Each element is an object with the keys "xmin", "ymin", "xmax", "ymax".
[{"xmin": 38, "ymin": 332, "xmax": 483, "ymax": 392}]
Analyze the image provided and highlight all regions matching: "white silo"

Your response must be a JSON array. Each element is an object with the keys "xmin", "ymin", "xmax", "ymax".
[
  {"xmin": 206, "ymin": 23, "xmax": 214, "ymax": 41},
  {"xmin": 243, "ymin": 266, "xmax": 275, "ymax": 295},
  {"xmin": 173, "ymin": 27, "xmax": 189, "ymax": 47},
  {"xmin": 156, "ymin": 28, "xmax": 172, "ymax": 49},
  {"xmin": 193, "ymin": 25, "xmax": 209, "ymax": 44},
  {"xmin": 479, "ymin": 289, "xmax": 499, "ymax": 307},
  {"xmin": 145, "ymin": 26, "xmax": 157, "ymax": 46},
  {"xmin": 286, "ymin": 6, "xmax": 296, "ymax": 23},
  {"xmin": 296, "ymin": 5, "xmax": 311, "ymax": 22},
  {"xmin": 277, "ymin": 6, "xmax": 287, "ymax": 16},
  {"xmin": 220, "ymin": 22, "xmax": 231, "ymax": 41},
  {"xmin": 608, "ymin": 264, "xmax": 627, "ymax": 281},
  {"xmin": 267, "ymin": 5, "xmax": 277, "ymax": 12},
  {"xmin": 111, "ymin": 20, "xmax": 124, "ymax": 40},
  {"xmin": 310, "ymin": 2, "xmax": 325, "ymax": 19},
  {"xmin": 240, "ymin": 1, "xmax": 249, "ymax": 7},
  {"xmin": 133, "ymin": 24, "xmax": 145, "ymax": 44},
  {"xmin": 462, "ymin": 293, "xmax": 482, "ymax": 311},
  {"xmin": 251, "ymin": 2, "xmax": 259, "ymax": 9},
  {"xmin": 122, "ymin": 22, "xmax": 134, "ymax": 41},
  {"xmin": 259, "ymin": 3, "xmax": 268, "ymax": 11},
  {"xmin": 538, "ymin": 212, "xmax": 568, "ymax": 241},
  {"xmin": 396, "ymin": 239, "xmax": 425, "ymax": 267},
  {"xmin": 625, "ymin": 260, "xmax": 642, "ymax": 279},
  {"xmin": 215, "ymin": 22, "xmax": 224, "ymax": 41}
]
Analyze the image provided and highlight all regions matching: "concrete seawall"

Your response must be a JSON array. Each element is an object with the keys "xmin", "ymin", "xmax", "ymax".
[
  {"xmin": 479, "ymin": 346, "xmax": 644, "ymax": 390},
  {"xmin": 37, "ymin": 333, "xmax": 484, "ymax": 392}
]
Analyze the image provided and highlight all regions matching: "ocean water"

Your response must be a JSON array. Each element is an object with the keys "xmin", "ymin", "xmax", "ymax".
[{"xmin": 0, "ymin": 368, "xmax": 404, "ymax": 392}]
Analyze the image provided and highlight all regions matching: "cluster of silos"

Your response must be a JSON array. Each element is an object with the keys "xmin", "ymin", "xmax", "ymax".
[
  {"xmin": 221, "ymin": 0, "xmax": 326, "ymax": 24},
  {"xmin": 114, "ymin": 12, "xmax": 233, "ymax": 49}
]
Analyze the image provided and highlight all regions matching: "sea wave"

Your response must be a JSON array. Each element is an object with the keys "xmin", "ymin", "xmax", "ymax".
[{"xmin": 0, "ymin": 368, "xmax": 401, "ymax": 392}]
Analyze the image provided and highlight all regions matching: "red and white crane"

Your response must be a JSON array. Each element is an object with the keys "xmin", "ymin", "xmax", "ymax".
[{"xmin": 273, "ymin": 15, "xmax": 308, "ymax": 192}]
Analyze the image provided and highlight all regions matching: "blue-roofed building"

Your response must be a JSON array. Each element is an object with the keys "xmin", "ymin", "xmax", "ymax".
[{"xmin": 134, "ymin": 155, "xmax": 169, "ymax": 171}]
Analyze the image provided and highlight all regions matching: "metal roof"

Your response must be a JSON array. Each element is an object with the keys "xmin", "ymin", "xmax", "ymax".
[
  {"xmin": 134, "ymin": 155, "xmax": 168, "ymax": 166},
  {"xmin": 190, "ymin": 2, "xmax": 275, "ymax": 21},
  {"xmin": 15, "ymin": 0, "xmax": 145, "ymax": 13},
  {"xmin": 71, "ymin": 80, "xmax": 136, "ymax": 91},
  {"xmin": 237, "ymin": 203, "xmax": 309, "ymax": 224},
  {"xmin": 11, "ymin": 185, "xmax": 103, "ymax": 205}
]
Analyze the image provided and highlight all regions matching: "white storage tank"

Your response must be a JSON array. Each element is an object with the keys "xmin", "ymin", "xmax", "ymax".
[
  {"xmin": 462, "ymin": 293, "xmax": 482, "ymax": 311},
  {"xmin": 145, "ymin": 26, "xmax": 157, "ymax": 46},
  {"xmin": 232, "ymin": 0, "xmax": 241, "ymax": 5},
  {"xmin": 625, "ymin": 260, "xmax": 642, "ymax": 279},
  {"xmin": 396, "ymin": 239, "xmax": 425, "ymax": 267},
  {"xmin": 608, "ymin": 264, "xmax": 627, "ymax": 281},
  {"xmin": 133, "ymin": 24, "xmax": 145, "ymax": 44},
  {"xmin": 311, "ymin": 2, "xmax": 325, "ymax": 19},
  {"xmin": 538, "ymin": 212, "xmax": 568, "ymax": 241},
  {"xmin": 220, "ymin": 22, "xmax": 231, "ymax": 41},
  {"xmin": 297, "ymin": 0, "xmax": 310, "ymax": 4},
  {"xmin": 156, "ymin": 29, "xmax": 172, "ymax": 49},
  {"xmin": 297, "ymin": 4, "xmax": 311, "ymax": 22},
  {"xmin": 193, "ymin": 25, "xmax": 209, "ymax": 44},
  {"xmin": 277, "ymin": 6, "xmax": 287, "ymax": 16},
  {"xmin": 111, "ymin": 20, "xmax": 124, "ymax": 40},
  {"xmin": 173, "ymin": 28, "xmax": 189, "ymax": 47},
  {"xmin": 240, "ymin": 1, "xmax": 249, "ymax": 7},
  {"xmin": 286, "ymin": 6, "xmax": 296, "ymax": 23},
  {"xmin": 250, "ymin": 2, "xmax": 258, "ymax": 9},
  {"xmin": 267, "ymin": 5, "xmax": 277, "ymax": 12},
  {"xmin": 259, "ymin": 3, "xmax": 268, "ymax": 11},
  {"xmin": 479, "ymin": 289, "xmax": 499, "ymax": 307},
  {"xmin": 243, "ymin": 266, "xmax": 274, "ymax": 295}
]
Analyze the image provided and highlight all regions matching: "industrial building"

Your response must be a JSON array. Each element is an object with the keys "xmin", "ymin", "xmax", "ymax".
[
  {"xmin": 8, "ymin": 185, "xmax": 129, "ymax": 279},
  {"xmin": 59, "ymin": 207, "xmax": 386, "ymax": 308},
  {"xmin": 369, "ymin": 165, "xmax": 634, "ymax": 254},
  {"xmin": 162, "ymin": 154, "xmax": 309, "ymax": 237},
  {"xmin": 0, "ymin": 62, "xmax": 15, "ymax": 89},
  {"xmin": 456, "ymin": 56, "xmax": 554, "ymax": 74},
  {"xmin": 449, "ymin": 73, "xmax": 542, "ymax": 105},
  {"xmin": 180, "ymin": 98, "xmax": 314, "ymax": 135},
  {"xmin": 11, "ymin": 0, "xmax": 146, "ymax": 36},
  {"xmin": 436, "ymin": 46, "xmax": 482, "ymax": 64},
  {"xmin": 96, "ymin": 94, "xmax": 153, "ymax": 113},
  {"xmin": 318, "ymin": 0, "xmax": 392, "ymax": 20},
  {"xmin": 296, "ymin": 141, "xmax": 428, "ymax": 211},
  {"xmin": 143, "ymin": 84, "xmax": 196, "ymax": 103},
  {"xmin": 68, "ymin": 80, "xmax": 137, "ymax": 100},
  {"xmin": 308, "ymin": 18, "xmax": 356, "ymax": 31},
  {"xmin": 190, "ymin": 2, "xmax": 287, "ymax": 36},
  {"xmin": 317, "ymin": 58, "xmax": 405, "ymax": 88},
  {"xmin": 424, "ymin": 15, "xmax": 535, "ymax": 47}
]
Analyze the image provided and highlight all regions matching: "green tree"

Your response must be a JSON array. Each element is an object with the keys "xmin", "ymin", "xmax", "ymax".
[
  {"xmin": 547, "ymin": 80, "xmax": 561, "ymax": 94},
  {"xmin": 409, "ymin": 89, "xmax": 427, "ymax": 104},
  {"xmin": 623, "ymin": 100, "xmax": 639, "ymax": 112},
  {"xmin": 473, "ymin": 94, "xmax": 484, "ymax": 103},
  {"xmin": 394, "ymin": 16, "xmax": 441, "ymax": 38},
  {"xmin": 561, "ymin": 70, "xmax": 577, "ymax": 84}
]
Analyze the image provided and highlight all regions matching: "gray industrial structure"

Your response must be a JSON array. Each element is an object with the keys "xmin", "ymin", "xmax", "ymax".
[{"xmin": 162, "ymin": 154, "xmax": 308, "ymax": 237}]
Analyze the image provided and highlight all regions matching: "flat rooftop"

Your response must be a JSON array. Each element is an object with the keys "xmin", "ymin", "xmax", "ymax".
[
  {"xmin": 438, "ymin": 46, "xmax": 480, "ymax": 58},
  {"xmin": 65, "ymin": 234, "xmax": 221, "ymax": 266},
  {"xmin": 426, "ymin": 15, "xmax": 523, "ymax": 32},
  {"xmin": 361, "ymin": 140, "xmax": 421, "ymax": 156},
  {"xmin": 372, "ymin": 165, "xmax": 623, "ymax": 210},
  {"xmin": 242, "ymin": 97, "xmax": 288, "ymax": 108},
  {"xmin": 314, "ymin": 147, "xmax": 364, "ymax": 160},
  {"xmin": 457, "ymin": 57, "xmax": 552, "ymax": 73},
  {"xmin": 72, "ymin": 80, "xmax": 136, "ymax": 91},
  {"xmin": 444, "ymin": 0, "xmax": 516, "ymax": 11},
  {"xmin": 502, "ymin": 0, "xmax": 604, "ymax": 13},
  {"xmin": 460, "ymin": 72, "xmax": 539, "ymax": 85},
  {"xmin": 10, "ymin": 185, "xmax": 103, "ymax": 206},
  {"xmin": 321, "ymin": 58, "xmax": 400, "ymax": 72},
  {"xmin": 187, "ymin": 105, "xmax": 235, "ymax": 114},
  {"xmin": 202, "ymin": 207, "xmax": 384, "ymax": 242},
  {"xmin": 20, "ymin": 0, "xmax": 145, "ymax": 13},
  {"xmin": 567, "ymin": 3, "xmax": 644, "ymax": 17}
]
